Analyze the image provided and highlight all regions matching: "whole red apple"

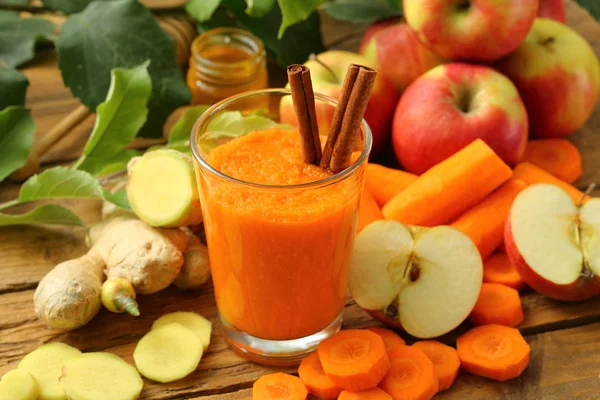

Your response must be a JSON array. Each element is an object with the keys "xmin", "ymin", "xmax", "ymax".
[
  {"xmin": 359, "ymin": 18, "xmax": 443, "ymax": 92},
  {"xmin": 403, "ymin": 0, "xmax": 538, "ymax": 61},
  {"xmin": 392, "ymin": 63, "xmax": 528, "ymax": 174},
  {"xmin": 538, "ymin": 0, "xmax": 566, "ymax": 22},
  {"xmin": 497, "ymin": 18, "xmax": 600, "ymax": 138}
]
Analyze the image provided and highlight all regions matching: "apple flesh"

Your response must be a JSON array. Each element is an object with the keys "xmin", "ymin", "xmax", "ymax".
[
  {"xmin": 505, "ymin": 184, "xmax": 600, "ymax": 301},
  {"xmin": 538, "ymin": 0, "xmax": 566, "ymax": 23},
  {"xmin": 403, "ymin": 0, "xmax": 538, "ymax": 61},
  {"xmin": 392, "ymin": 63, "xmax": 528, "ymax": 174},
  {"xmin": 349, "ymin": 220, "xmax": 483, "ymax": 338},
  {"xmin": 497, "ymin": 18, "xmax": 600, "ymax": 138}
]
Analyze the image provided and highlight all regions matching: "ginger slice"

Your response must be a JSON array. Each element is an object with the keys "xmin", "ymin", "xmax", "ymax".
[
  {"xmin": 152, "ymin": 311, "xmax": 212, "ymax": 350},
  {"xmin": 0, "ymin": 369, "xmax": 39, "ymax": 400}
]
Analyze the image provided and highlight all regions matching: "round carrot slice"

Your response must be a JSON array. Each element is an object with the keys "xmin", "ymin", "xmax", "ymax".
[
  {"xmin": 318, "ymin": 329, "xmax": 390, "ymax": 392},
  {"xmin": 457, "ymin": 324, "xmax": 530, "ymax": 382},
  {"xmin": 522, "ymin": 139, "xmax": 582, "ymax": 183},
  {"xmin": 338, "ymin": 387, "xmax": 392, "ymax": 400},
  {"xmin": 483, "ymin": 253, "xmax": 525, "ymax": 290},
  {"xmin": 298, "ymin": 351, "xmax": 341, "ymax": 399},
  {"xmin": 469, "ymin": 283, "xmax": 524, "ymax": 327},
  {"xmin": 252, "ymin": 373, "xmax": 307, "ymax": 400},
  {"xmin": 379, "ymin": 345, "xmax": 438, "ymax": 400},
  {"xmin": 368, "ymin": 328, "xmax": 405, "ymax": 351},
  {"xmin": 412, "ymin": 341, "xmax": 460, "ymax": 391}
]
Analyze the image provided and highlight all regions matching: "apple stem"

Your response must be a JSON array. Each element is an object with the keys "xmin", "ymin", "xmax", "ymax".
[
  {"xmin": 309, "ymin": 53, "xmax": 340, "ymax": 83},
  {"xmin": 541, "ymin": 37, "xmax": 556, "ymax": 47},
  {"xmin": 579, "ymin": 183, "xmax": 597, "ymax": 207}
]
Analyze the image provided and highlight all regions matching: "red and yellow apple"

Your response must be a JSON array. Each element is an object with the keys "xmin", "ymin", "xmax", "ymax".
[
  {"xmin": 538, "ymin": 0, "xmax": 566, "ymax": 22},
  {"xmin": 280, "ymin": 51, "xmax": 399, "ymax": 157},
  {"xmin": 497, "ymin": 18, "xmax": 600, "ymax": 138},
  {"xmin": 505, "ymin": 184, "xmax": 600, "ymax": 301},
  {"xmin": 359, "ymin": 17, "xmax": 443, "ymax": 92},
  {"xmin": 391, "ymin": 63, "xmax": 528, "ymax": 174},
  {"xmin": 403, "ymin": 0, "xmax": 538, "ymax": 61},
  {"xmin": 349, "ymin": 220, "xmax": 483, "ymax": 338}
]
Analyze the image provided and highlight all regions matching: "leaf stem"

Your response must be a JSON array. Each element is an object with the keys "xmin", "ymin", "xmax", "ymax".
[{"xmin": 0, "ymin": 199, "xmax": 21, "ymax": 211}]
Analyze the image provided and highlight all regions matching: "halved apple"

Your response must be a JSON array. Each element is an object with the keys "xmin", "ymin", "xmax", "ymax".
[
  {"xmin": 349, "ymin": 220, "xmax": 483, "ymax": 338},
  {"xmin": 505, "ymin": 183, "xmax": 600, "ymax": 301}
]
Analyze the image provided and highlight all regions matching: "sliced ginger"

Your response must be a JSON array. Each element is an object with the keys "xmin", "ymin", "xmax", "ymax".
[
  {"xmin": 134, "ymin": 323, "xmax": 203, "ymax": 383},
  {"xmin": 152, "ymin": 311, "xmax": 212, "ymax": 351},
  {"xmin": 59, "ymin": 352, "xmax": 143, "ymax": 400},
  {"xmin": 0, "ymin": 369, "xmax": 39, "ymax": 400},
  {"xmin": 18, "ymin": 342, "xmax": 81, "ymax": 400}
]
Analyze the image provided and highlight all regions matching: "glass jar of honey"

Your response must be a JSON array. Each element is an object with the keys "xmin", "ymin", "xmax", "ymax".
[{"xmin": 187, "ymin": 27, "xmax": 269, "ymax": 105}]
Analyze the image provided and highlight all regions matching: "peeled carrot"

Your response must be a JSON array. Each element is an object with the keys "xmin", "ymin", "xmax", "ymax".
[
  {"xmin": 358, "ymin": 189, "xmax": 384, "ymax": 233},
  {"xmin": 512, "ymin": 162, "xmax": 587, "ymax": 203},
  {"xmin": 318, "ymin": 329, "xmax": 390, "ymax": 392},
  {"xmin": 367, "ymin": 327, "xmax": 405, "ymax": 351},
  {"xmin": 253, "ymin": 372, "xmax": 308, "ymax": 400},
  {"xmin": 379, "ymin": 345, "xmax": 438, "ymax": 400},
  {"xmin": 469, "ymin": 283, "xmax": 524, "ymax": 327},
  {"xmin": 338, "ymin": 387, "xmax": 392, "ymax": 400},
  {"xmin": 451, "ymin": 179, "xmax": 527, "ymax": 259},
  {"xmin": 365, "ymin": 163, "xmax": 418, "ymax": 206},
  {"xmin": 382, "ymin": 139, "xmax": 512, "ymax": 226},
  {"xmin": 483, "ymin": 253, "xmax": 526, "ymax": 290},
  {"xmin": 522, "ymin": 139, "xmax": 582, "ymax": 183},
  {"xmin": 457, "ymin": 324, "xmax": 530, "ymax": 382},
  {"xmin": 412, "ymin": 341, "xmax": 460, "ymax": 391},
  {"xmin": 298, "ymin": 351, "xmax": 341, "ymax": 399}
]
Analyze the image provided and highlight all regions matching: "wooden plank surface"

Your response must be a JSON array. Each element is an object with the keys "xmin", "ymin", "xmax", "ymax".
[{"xmin": 1, "ymin": 1, "xmax": 600, "ymax": 399}]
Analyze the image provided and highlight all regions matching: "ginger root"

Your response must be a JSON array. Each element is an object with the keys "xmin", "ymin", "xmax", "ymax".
[
  {"xmin": 0, "ymin": 369, "xmax": 39, "ymax": 400},
  {"xmin": 101, "ymin": 278, "xmax": 140, "ymax": 316},
  {"xmin": 173, "ymin": 229, "xmax": 211, "ymax": 290}
]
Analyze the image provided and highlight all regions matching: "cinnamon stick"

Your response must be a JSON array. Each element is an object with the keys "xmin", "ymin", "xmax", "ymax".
[
  {"xmin": 287, "ymin": 64, "xmax": 322, "ymax": 165},
  {"xmin": 321, "ymin": 64, "xmax": 376, "ymax": 173}
]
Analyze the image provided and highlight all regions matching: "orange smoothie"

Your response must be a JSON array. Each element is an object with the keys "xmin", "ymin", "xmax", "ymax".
[{"xmin": 199, "ymin": 127, "xmax": 363, "ymax": 340}]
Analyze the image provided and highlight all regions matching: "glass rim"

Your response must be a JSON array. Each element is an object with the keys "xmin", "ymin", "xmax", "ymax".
[
  {"xmin": 191, "ymin": 27, "xmax": 266, "ymax": 71},
  {"xmin": 190, "ymin": 88, "xmax": 373, "ymax": 190}
]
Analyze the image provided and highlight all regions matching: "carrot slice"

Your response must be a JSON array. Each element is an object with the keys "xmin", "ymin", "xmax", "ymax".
[
  {"xmin": 512, "ymin": 162, "xmax": 587, "ymax": 203},
  {"xmin": 522, "ymin": 139, "xmax": 582, "ymax": 183},
  {"xmin": 318, "ymin": 329, "xmax": 390, "ymax": 392},
  {"xmin": 412, "ymin": 341, "xmax": 460, "ymax": 391},
  {"xmin": 383, "ymin": 139, "xmax": 512, "ymax": 226},
  {"xmin": 483, "ymin": 253, "xmax": 526, "ymax": 290},
  {"xmin": 338, "ymin": 387, "xmax": 392, "ymax": 400},
  {"xmin": 451, "ymin": 179, "xmax": 527, "ymax": 259},
  {"xmin": 253, "ymin": 373, "xmax": 308, "ymax": 400},
  {"xmin": 379, "ymin": 345, "xmax": 438, "ymax": 400},
  {"xmin": 298, "ymin": 351, "xmax": 341, "ymax": 399},
  {"xmin": 469, "ymin": 283, "xmax": 524, "ymax": 327},
  {"xmin": 365, "ymin": 163, "xmax": 418, "ymax": 206},
  {"xmin": 358, "ymin": 189, "xmax": 384, "ymax": 234},
  {"xmin": 457, "ymin": 324, "xmax": 530, "ymax": 382},
  {"xmin": 368, "ymin": 327, "xmax": 406, "ymax": 351}
]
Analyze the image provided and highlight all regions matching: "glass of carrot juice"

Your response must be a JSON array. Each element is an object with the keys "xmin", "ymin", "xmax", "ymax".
[{"xmin": 190, "ymin": 88, "xmax": 372, "ymax": 365}]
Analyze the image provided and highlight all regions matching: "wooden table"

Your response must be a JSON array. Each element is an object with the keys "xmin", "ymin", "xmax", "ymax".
[{"xmin": 1, "ymin": 2, "xmax": 600, "ymax": 399}]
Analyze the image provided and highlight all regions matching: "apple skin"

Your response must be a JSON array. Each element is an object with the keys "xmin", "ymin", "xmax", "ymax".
[
  {"xmin": 391, "ymin": 63, "xmax": 528, "ymax": 174},
  {"xmin": 359, "ymin": 18, "xmax": 443, "ymax": 92},
  {"xmin": 403, "ymin": 0, "xmax": 538, "ymax": 62},
  {"xmin": 280, "ymin": 51, "xmax": 400, "ymax": 157},
  {"xmin": 496, "ymin": 18, "xmax": 600, "ymax": 139},
  {"xmin": 538, "ymin": 0, "xmax": 566, "ymax": 23}
]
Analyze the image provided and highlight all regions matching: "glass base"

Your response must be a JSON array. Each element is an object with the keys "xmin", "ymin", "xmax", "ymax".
[{"xmin": 220, "ymin": 312, "xmax": 343, "ymax": 367}]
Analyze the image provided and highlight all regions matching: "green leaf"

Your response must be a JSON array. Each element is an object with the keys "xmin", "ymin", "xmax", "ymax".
[
  {"xmin": 93, "ymin": 149, "xmax": 142, "ymax": 178},
  {"xmin": 73, "ymin": 61, "xmax": 152, "ymax": 176},
  {"xmin": 0, "ymin": 16, "xmax": 55, "ymax": 68},
  {"xmin": 57, "ymin": 0, "xmax": 191, "ymax": 138},
  {"xmin": 277, "ymin": 0, "xmax": 324, "ymax": 39},
  {"xmin": 41, "ymin": 0, "xmax": 96, "ymax": 14},
  {"xmin": 186, "ymin": 0, "xmax": 221, "ymax": 21},
  {"xmin": 0, "ymin": 66, "xmax": 29, "ymax": 109},
  {"xmin": 19, "ymin": 166, "xmax": 104, "ymax": 202},
  {"xmin": 245, "ymin": 0, "xmax": 275, "ymax": 17},
  {"xmin": 0, "ymin": 106, "xmax": 35, "ymax": 182},
  {"xmin": 169, "ymin": 105, "xmax": 210, "ymax": 144},
  {"xmin": 575, "ymin": 0, "xmax": 600, "ymax": 21},
  {"xmin": 324, "ymin": 0, "xmax": 401, "ymax": 23},
  {"xmin": 102, "ymin": 188, "xmax": 131, "ymax": 210},
  {"xmin": 0, "ymin": 204, "xmax": 84, "ymax": 226}
]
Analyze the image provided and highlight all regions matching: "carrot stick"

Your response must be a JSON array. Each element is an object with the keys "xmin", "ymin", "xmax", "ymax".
[
  {"xmin": 382, "ymin": 139, "xmax": 512, "ymax": 226},
  {"xmin": 338, "ymin": 388, "xmax": 392, "ymax": 400},
  {"xmin": 358, "ymin": 189, "xmax": 384, "ymax": 233},
  {"xmin": 457, "ymin": 324, "xmax": 530, "ymax": 382},
  {"xmin": 318, "ymin": 329, "xmax": 390, "ymax": 392},
  {"xmin": 412, "ymin": 341, "xmax": 460, "ymax": 391},
  {"xmin": 253, "ymin": 372, "xmax": 308, "ymax": 400},
  {"xmin": 512, "ymin": 162, "xmax": 587, "ymax": 203},
  {"xmin": 522, "ymin": 139, "xmax": 582, "ymax": 183},
  {"xmin": 365, "ymin": 163, "xmax": 418, "ymax": 206},
  {"xmin": 451, "ymin": 179, "xmax": 527, "ymax": 259},
  {"xmin": 367, "ymin": 327, "xmax": 405, "ymax": 351},
  {"xmin": 483, "ymin": 253, "xmax": 526, "ymax": 290},
  {"xmin": 379, "ymin": 345, "xmax": 438, "ymax": 400},
  {"xmin": 469, "ymin": 283, "xmax": 524, "ymax": 327},
  {"xmin": 298, "ymin": 351, "xmax": 341, "ymax": 399}
]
